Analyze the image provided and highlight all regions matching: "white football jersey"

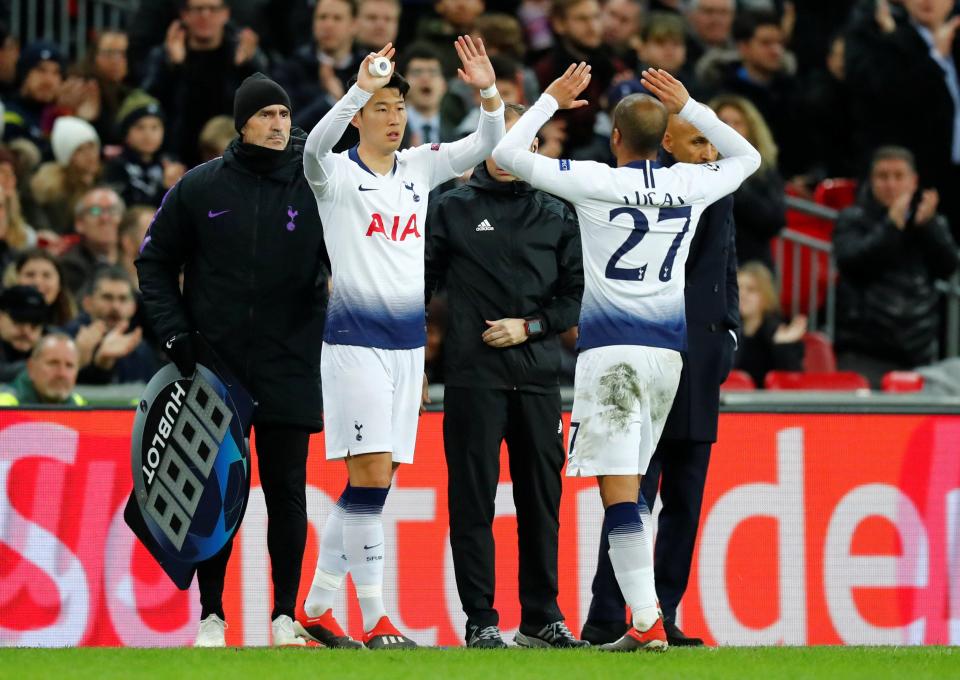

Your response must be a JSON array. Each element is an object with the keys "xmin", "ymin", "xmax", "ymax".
[
  {"xmin": 493, "ymin": 96, "xmax": 761, "ymax": 353},
  {"xmin": 304, "ymin": 85, "xmax": 505, "ymax": 349}
]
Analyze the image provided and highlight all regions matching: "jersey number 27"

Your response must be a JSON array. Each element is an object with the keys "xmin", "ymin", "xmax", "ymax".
[{"xmin": 605, "ymin": 206, "xmax": 692, "ymax": 282}]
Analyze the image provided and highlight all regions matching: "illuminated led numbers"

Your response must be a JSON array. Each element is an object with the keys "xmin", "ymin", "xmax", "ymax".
[{"xmin": 146, "ymin": 374, "xmax": 235, "ymax": 552}]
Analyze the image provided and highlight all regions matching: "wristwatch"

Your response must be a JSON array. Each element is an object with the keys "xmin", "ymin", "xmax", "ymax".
[{"xmin": 523, "ymin": 317, "xmax": 544, "ymax": 337}]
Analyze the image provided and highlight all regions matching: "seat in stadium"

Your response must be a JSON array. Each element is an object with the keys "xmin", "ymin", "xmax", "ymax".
[
  {"xmin": 802, "ymin": 332, "xmax": 836, "ymax": 373},
  {"xmin": 764, "ymin": 371, "xmax": 870, "ymax": 391},
  {"xmin": 720, "ymin": 370, "xmax": 756, "ymax": 391},
  {"xmin": 813, "ymin": 178, "xmax": 858, "ymax": 211},
  {"xmin": 881, "ymin": 371, "xmax": 925, "ymax": 393}
]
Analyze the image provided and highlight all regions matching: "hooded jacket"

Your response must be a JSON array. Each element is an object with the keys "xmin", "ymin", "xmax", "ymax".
[
  {"xmin": 425, "ymin": 163, "xmax": 583, "ymax": 392},
  {"xmin": 136, "ymin": 128, "xmax": 329, "ymax": 431}
]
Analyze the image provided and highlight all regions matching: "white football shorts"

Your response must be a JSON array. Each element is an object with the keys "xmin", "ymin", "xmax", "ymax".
[
  {"xmin": 321, "ymin": 342, "xmax": 424, "ymax": 464},
  {"xmin": 566, "ymin": 344, "xmax": 683, "ymax": 478}
]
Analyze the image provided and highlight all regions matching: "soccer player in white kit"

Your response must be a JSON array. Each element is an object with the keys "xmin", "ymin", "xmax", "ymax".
[
  {"xmin": 296, "ymin": 40, "xmax": 505, "ymax": 649},
  {"xmin": 493, "ymin": 65, "xmax": 760, "ymax": 651}
]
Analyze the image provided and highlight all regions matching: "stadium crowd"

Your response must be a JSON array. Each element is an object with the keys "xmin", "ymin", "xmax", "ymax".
[{"xmin": 0, "ymin": 0, "xmax": 959, "ymax": 400}]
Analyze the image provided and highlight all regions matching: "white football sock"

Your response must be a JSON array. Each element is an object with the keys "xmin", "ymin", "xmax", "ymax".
[
  {"xmin": 304, "ymin": 502, "xmax": 348, "ymax": 617},
  {"xmin": 343, "ymin": 509, "xmax": 387, "ymax": 632}
]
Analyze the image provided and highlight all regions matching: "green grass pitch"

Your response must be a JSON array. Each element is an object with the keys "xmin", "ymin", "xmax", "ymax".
[{"xmin": 1, "ymin": 647, "xmax": 957, "ymax": 680}]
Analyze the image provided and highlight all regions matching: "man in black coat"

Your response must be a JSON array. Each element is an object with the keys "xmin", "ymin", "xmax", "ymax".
[
  {"xmin": 425, "ymin": 104, "xmax": 585, "ymax": 649},
  {"xmin": 845, "ymin": 0, "xmax": 960, "ymax": 239},
  {"xmin": 580, "ymin": 113, "xmax": 739, "ymax": 647},
  {"xmin": 137, "ymin": 73, "xmax": 332, "ymax": 648},
  {"xmin": 834, "ymin": 145, "xmax": 959, "ymax": 387}
]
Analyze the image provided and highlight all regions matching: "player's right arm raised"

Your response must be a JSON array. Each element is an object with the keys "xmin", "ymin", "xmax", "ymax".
[
  {"xmin": 303, "ymin": 43, "xmax": 396, "ymax": 191},
  {"xmin": 641, "ymin": 68, "xmax": 761, "ymax": 204}
]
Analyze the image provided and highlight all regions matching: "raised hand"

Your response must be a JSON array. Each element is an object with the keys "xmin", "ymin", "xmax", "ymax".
[
  {"xmin": 454, "ymin": 35, "xmax": 495, "ymax": 91},
  {"xmin": 356, "ymin": 43, "xmax": 396, "ymax": 94},
  {"xmin": 913, "ymin": 189, "xmax": 939, "ymax": 226},
  {"xmin": 234, "ymin": 27, "xmax": 259, "ymax": 66},
  {"xmin": 544, "ymin": 62, "xmax": 592, "ymax": 110},
  {"xmin": 639, "ymin": 67, "xmax": 690, "ymax": 114},
  {"xmin": 165, "ymin": 20, "xmax": 187, "ymax": 65},
  {"xmin": 773, "ymin": 315, "xmax": 807, "ymax": 344}
]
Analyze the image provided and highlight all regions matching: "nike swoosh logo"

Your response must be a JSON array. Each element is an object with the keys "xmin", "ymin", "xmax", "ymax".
[
  {"xmin": 363, "ymin": 543, "xmax": 382, "ymax": 550},
  {"xmin": 358, "ymin": 186, "xmax": 378, "ymax": 192},
  {"xmin": 208, "ymin": 209, "xmax": 230, "ymax": 218}
]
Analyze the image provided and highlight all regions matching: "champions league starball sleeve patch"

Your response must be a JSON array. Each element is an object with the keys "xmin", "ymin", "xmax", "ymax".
[{"xmin": 125, "ymin": 363, "xmax": 255, "ymax": 589}]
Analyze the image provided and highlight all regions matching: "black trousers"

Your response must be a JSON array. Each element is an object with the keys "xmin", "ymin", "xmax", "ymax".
[
  {"xmin": 444, "ymin": 387, "xmax": 565, "ymax": 631},
  {"xmin": 587, "ymin": 438, "xmax": 712, "ymax": 624},
  {"xmin": 197, "ymin": 423, "xmax": 310, "ymax": 621}
]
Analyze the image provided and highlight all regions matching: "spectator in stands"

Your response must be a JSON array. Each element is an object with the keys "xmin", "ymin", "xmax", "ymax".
[
  {"xmin": 0, "ymin": 333, "xmax": 85, "ymax": 406},
  {"xmin": 833, "ymin": 146, "xmax": 959, "ymax": 388},
  {"xmin": 78, "ymin": 30, "xmax": 133, "ymax": 145},
  {"xmin": 846, "ymin": 0, "xmax": 960, "ymax": 242},
  {"xmin": 118, "ymin": 205, "xmax": 155, "ymax": 290},
  {"xmin": 685, "ymin": 0, "xmax": 735, "ymax": 67},
  {"xmin": 0, "ymin": 23, "xmax": 19, "ymax": 99},
  {"xmin": 28, "ymin": 117, "xmax": 101, "ymax": 235},
  {"xmin": 800, "ymin": 32, "xmax": 857, "ymax": 184},
  {"xmin": 0, "ymin": 284, "xmax": 48, "ymax": 382},
  {"xmin": 59, "ymin": 187, "xmax": 124, "ymax": 297},
  {"xmin": 712, "ymin": 94, "xmax": 785, "ymax": 272},
  {"xmin": 474, "ymin": 14, "xmax": 541, "ymax": 105},
  {"xmin": 519, "ymin": 0, "xmax": 556, "ymax": 54},
  {"xmin": 2, "ymin": 41, "xmax": 65, "ymax": 152},
  {"xmin": 104, "ymin": 93, "xmax": 185, "ymax": 208},
  {"xmin": 417, "ymin": 0, "xmax": 486, "ymax": 79},
  {"xmin": 601, "ymin": 0, "xmax": 643, "ymax": 67},
  {"xmin": 355, "ymin": 0, "xmax": 401, "ymax": 52},
  {"xmin": 735, "ymin": 261, "xmax": 806, "ymax": 388},
  {"xmin": 142, "ymin": 0, "xmax": 266, "ymax": 167},
  {"xmin": 400, "ymin": 44, "xmax": 456, "ymax": 147},
  {"xmin": 0, "ymin": 183, "xmax": 36, "ymax": 270},
  {"xmin": 198, "ymin": 115, "xmax": 238, "ymax": 162},
  {"xmin": 698, "ymin": 10, "xmax": 803, "ymax": 177},
  {"xmin": 65, "ymin": 266, "xmax": 156, "ymax": 385},
  {"xmin": 534, "ymin": 0, "xmax": 621, "ymax": 157},
  {"xmin": 636, "ymin": 12, "xmax": 699, "ymax": 96},
  {"xmin": 273, "ymin": 0, "xmax": 364, "ymax": 134},
  {"xmin": 13, "ymin": 248, "xmax": 77, "ymax": 328}
]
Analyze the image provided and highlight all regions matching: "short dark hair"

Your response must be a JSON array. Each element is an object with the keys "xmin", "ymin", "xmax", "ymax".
[
  {"xmin": 180, "ymin": 0, "xmax": 230, "ymax": 8},
  {"xmin": 346, "ymin": 72, "xmax": 410, "ymax": 100},
  {"xmin": 490, "ymin": 55, "xmax": 519, "ymax": 82},
  {"xmin": 733, "ymin": 10, "xmax": 780, "ymax": 43},
  {"xmin": 87, "ymin": 266, "xmax": 134, "ymax": 298},
  {"xmin": 504, "ymin": 103, "xmax": 527, "ymax": 122},
  {"xmin": 612, "ymin": 94, "xmax": 669, "ymax": 156},
  {"xmin": 641, "ymin": 12, "xmax": 685, "ymax": 43},
  {"xmin": 550, "ymin": 0, "xmax": 595, "ymax": 21},
  {"xmin": 315, "ymin": 0, "xmax": 359, "ymax": 18},
  {"xmin": 871, "ymin": 145, "xmax": 916, "ymax": 173},
  {"xmin": 398, "ymin": 43, "xmax": 443, "ymax": 76}
]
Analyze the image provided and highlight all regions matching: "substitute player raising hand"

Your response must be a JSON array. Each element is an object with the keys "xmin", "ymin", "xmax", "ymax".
[
  {"xmin": 298, "ymin": 39, "xmax": 505, "ymax": 649},
  {"xmin": 493, "ymin": 66, "xmax": 759, "ymax": 652}
]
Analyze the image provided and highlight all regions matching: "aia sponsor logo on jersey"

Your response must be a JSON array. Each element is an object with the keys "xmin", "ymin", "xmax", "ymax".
[{"xmin": 365, "ymin": 213, "xmax": 421, "ymax": 241}]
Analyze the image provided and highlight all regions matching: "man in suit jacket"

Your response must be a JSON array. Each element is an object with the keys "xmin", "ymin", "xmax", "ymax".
[
  {"xmin": 580, "ymin": 113, "xmax": 739, "ymax": 647},
  {"xmin": 846, "ymin": 0, "xmax": 960, "ymax": 239}
]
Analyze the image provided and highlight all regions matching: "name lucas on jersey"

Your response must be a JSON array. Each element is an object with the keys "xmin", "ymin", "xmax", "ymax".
[{"xmin": 365, "ymin": 213, "xmax": 421, "ymax": 241}]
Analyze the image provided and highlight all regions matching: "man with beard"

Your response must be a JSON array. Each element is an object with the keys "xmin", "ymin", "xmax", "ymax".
[
  {"xmin": 533, "ymin": 0, "xmax": 623, "ymax": 156},
  {"xmin": 64, "ymin": 266, "xmax": 157, "ymax": 385},
  {"xmin": 2, "ymin": 41, "xmax": 65, "ymax": 152},
  {"xmin": 0, "ymin": 285, "xmax": 47, "ymax": 382}
]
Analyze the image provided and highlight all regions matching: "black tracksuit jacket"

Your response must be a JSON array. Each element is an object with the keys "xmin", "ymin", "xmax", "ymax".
[
  {"xmin": 425, "ymin": 163, "xmax": 583, "ymax": 392},
  {"xmin": 136, "ymin": 129, "xmax": 329, "ymax": 431}
]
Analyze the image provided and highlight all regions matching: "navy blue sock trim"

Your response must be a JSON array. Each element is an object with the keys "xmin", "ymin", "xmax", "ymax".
[
  {"xmin": 603, "ymin": 501, "xmax": 642, "ymax": 534},
  {"xmin": 335, "ymin": 482, "xmax": 351, "ymax": 509},
  {"xmin": 343, "ymin": 484, "xmax": 389, "ymax": 509}
]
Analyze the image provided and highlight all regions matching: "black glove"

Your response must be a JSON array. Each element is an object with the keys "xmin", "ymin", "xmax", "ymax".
[{"xmin": 165, "ymin": 332, "xmax": 197, "ymax": 377}]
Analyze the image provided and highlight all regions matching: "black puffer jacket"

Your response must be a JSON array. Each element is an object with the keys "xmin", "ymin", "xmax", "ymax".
[
  {"xmin": 136, "ymin": 129, "xmax": 329, "ymax": 431},
  {"xmin": 834, "ymin": 192, "xmax": 959, "ymax": 366},
  {"xmin": 425, "ymin": 163, "xmax": 583, "ymax": 392}
]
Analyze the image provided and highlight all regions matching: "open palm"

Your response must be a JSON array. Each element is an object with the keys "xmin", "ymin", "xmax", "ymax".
[{"xmin": 455, "ymin": 35, "xmax": 495, "ymax": 90}]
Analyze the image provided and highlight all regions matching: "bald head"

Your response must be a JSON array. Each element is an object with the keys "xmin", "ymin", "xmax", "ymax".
[
  {"xmin": 612, "ymin": 94, "xmax": 669, "ymax": 158},
  {"xmin": 662, "ymin": 115, "xmax": 717, "ymax": 164}
]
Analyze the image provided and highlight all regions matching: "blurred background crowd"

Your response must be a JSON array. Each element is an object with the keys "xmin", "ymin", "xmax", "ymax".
[{"xmin": 0, "ymin": 0, "xmax": 958, "ymax": 404}]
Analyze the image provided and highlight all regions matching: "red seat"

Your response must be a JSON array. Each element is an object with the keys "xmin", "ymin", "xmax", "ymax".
[
  {"xmin": 813, "ymin": 178, "xmax": 858, "ymax": 211},
  {"xmin": 881, "ymin": 371, "xmax": 925, "ymax": 393},
  {"xmin": 764, "ymin": 371, "xmax": 870, "ymax": 391},
  {"xmin": 720, "ymin": 370, "xmax": 756, "ymax": 391},
  {"xmin": 802, "ymin": 331, "xmax": 836, "ymax": 373}
]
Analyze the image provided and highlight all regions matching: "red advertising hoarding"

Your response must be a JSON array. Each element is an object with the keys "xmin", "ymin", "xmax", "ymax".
[{"xmin": 1, "ymin": 410, "xmax": 958, "ymax": 646}]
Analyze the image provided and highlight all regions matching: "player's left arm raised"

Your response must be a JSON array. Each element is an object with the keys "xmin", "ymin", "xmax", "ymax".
[{"xmin": 422, "ymin": 36, "xmax": 505, "ymax": 187}]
